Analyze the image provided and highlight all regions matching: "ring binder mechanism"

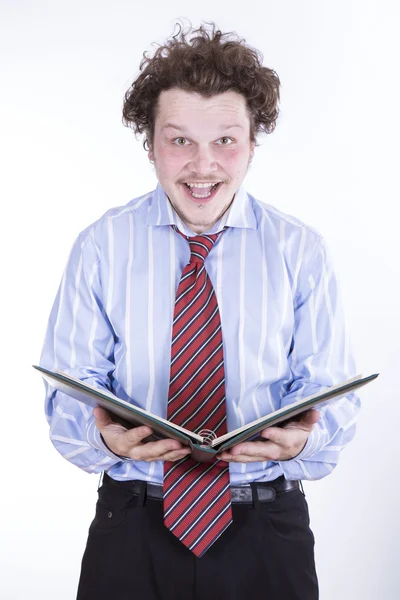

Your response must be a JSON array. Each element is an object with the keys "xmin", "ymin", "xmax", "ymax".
[{"xmin": 198, "ymin": 429, "xmax": 217, "ymax": 447}]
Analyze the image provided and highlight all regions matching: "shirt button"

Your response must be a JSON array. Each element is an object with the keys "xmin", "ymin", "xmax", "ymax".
[{"xmin": 108, "ymin": 511, "xmax": 113, "ymax": 518}]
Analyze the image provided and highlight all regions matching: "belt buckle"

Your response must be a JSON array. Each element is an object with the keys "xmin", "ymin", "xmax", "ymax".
[{"xmin": 231, "ymin": 486, "xmax": 253, "ymax": 503}]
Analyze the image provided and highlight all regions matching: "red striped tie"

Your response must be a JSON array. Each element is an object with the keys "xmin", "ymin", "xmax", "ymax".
[{"xmin": 163, "ymin": 228, "xmax": 232, "ymax": 557}]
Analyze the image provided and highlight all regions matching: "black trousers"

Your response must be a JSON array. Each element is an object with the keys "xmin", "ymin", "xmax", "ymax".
[{"xmin": 77, "ymin": 475, "xmax": 318, "ymax": 600}]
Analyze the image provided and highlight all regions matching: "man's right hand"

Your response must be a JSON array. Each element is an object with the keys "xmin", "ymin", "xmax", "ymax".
[{"xmin": 93, "ymin": 407, "xmax": 192, "ymax": 462}]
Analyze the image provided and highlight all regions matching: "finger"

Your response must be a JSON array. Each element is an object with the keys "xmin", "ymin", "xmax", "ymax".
[
  {"xmin": 217, "ymin": 454, "xmax": 262, "ymax": 463},
  {"xmin": 259, "ymin": 427, "xmax": 287, "ymax": 445},
  {"xmin": 299, "ymin": 409, "xmax": 320, "ymax": 426},
  {"xmin": 162, "ymin": 448, "xmax": 192, "ymax": 462},
  {"xmin": 261, "ymin": 419, "xmax": 313, "ymax": 443},
  {"xmin": 230, "ymin": 440, "xmax": 280, "ymax": 458},
  {"xmin": 132, "ymin": 438, "xmax": 186, "ymax": 461},
  {"xmin": 216, "ymin": 451, "xmax": 231, "ymax": 461},
  {"xmin": 125, "ymin": 425, "xmax": 155, "ymax": 445},
  {"xmin": 283, "ymin": 410, "xmax": 320, "ymax": 431},
  {"xmin": 218, "ymin": 440, "xmax": 281, "ymax": 461},
  {"xmin": 93, "ymin": 406, "xmax": 113, "ymax": 430}
]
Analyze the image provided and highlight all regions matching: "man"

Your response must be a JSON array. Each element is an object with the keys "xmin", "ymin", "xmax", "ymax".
[{"xmin": 40, "ymin": 23, "xmax": 359, "ymax": 600}]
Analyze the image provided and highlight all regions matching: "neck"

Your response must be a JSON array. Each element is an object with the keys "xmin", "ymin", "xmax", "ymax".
[{"xmin": 167, "ymin": 195, "xmax": 236, "ymax": 234}]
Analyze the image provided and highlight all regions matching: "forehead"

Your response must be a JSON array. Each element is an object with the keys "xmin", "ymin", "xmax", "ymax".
[{"xmin": 155, "ymin": 88, "xmax": 250, "ymax": 131}]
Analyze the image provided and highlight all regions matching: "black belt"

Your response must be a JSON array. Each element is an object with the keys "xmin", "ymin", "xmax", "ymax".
[{"xmin": 103, "ymin": 472, "xmax": 299, "ymax": 503}]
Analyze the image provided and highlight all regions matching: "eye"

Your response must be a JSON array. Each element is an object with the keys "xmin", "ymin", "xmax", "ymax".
[
  {"xmin": 173, "ymin": 137, "xmax": 190, "ymax": 146},
  {"xmin": 217, "ymin": 137, "xmax": 233, "ymax": 145}
]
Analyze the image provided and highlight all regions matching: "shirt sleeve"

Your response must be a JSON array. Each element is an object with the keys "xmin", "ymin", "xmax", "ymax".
[
  {"xmin": 40, "ymin": 228, "xmax": 125, "ymax": 474},
  {"xmin": 277, "ymin": 235, "xmax": 361, "ymax": 481}
]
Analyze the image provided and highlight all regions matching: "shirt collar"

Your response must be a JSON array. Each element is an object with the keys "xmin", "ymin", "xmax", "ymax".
[{"xmin": 146, "ymin": 182, "xmax": 257, "ymax": 235}]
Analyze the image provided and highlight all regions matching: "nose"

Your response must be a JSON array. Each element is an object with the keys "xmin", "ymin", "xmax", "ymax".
[{"xmin": 188, "ymin": 144, "xmax": 218, "ymax": 175}]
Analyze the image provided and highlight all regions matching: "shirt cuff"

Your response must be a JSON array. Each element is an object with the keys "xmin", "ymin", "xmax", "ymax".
[
  {"xmin": 86, "ymin": 416, "xmax": 131, "ymax": 463},
  {"xmin": 281, "ymin": 424, "xmax": 324, "ymax": 464}
]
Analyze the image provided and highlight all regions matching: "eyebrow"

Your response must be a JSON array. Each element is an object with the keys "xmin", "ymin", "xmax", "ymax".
[{"xmin": 162, "ymin": 123, "xmax": 244, "ymax": 132}]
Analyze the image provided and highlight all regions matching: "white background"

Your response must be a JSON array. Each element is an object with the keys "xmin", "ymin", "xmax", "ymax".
[{"xmin": 1, "ymin": 1, "xmax": 399, "ymax": 598}]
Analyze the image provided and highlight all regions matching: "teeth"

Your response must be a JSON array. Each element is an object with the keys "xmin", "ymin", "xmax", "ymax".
[
  {"xmin": 183, "ymin": 182, "xmax": 221, "ymax": 198},
  {"xmin": 186, "ymin": 182, "xmax": 219, "ymax": 188},
  {"xmin": 192, "ymin": 191, "xmax": 212, "ymax": 198}
]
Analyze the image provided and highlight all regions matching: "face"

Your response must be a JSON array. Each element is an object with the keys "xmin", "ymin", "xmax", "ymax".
[{"xmin": 148, "ymin": 88, "xmax": 254, "ymax": 233}]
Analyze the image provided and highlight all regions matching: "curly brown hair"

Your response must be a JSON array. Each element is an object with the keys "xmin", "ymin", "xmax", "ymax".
[{"xmin": 122, "ymin": 22, "xmax": 280, "ymax": 150}]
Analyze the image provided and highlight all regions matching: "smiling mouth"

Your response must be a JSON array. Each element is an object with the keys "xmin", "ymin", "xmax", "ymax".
[{"xmin": 183, "ymin": 182, "xmax": 222, "ymax": 198}]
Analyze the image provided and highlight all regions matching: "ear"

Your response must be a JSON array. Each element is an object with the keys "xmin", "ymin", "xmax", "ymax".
[{"xmin": 144, "ymin": 136, "xmax": 154, "ymax": 162}]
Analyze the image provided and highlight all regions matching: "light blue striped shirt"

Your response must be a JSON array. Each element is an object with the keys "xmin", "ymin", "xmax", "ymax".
[{"xmin": 40, "ymin": 183, "xmax": 360, "ymax": 484}]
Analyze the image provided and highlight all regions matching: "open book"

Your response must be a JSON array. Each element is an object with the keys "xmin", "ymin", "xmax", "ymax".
[{"xmin": 34, "ymin": 365, "xmax": 378, "ymax": 462}]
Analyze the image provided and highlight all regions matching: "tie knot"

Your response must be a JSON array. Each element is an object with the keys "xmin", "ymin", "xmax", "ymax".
[{"xmin": 188, "ymin": 234, "xmax": 219, "ymax": 264}]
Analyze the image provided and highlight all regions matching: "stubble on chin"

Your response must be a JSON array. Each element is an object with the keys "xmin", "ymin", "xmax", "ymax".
[
  {"xmin": 170, "ymin": 202, "xmax": 211, "ymax": 232},
  {"xmin": 167, "ymin": 194, "xmax": 234, "ymax": 233}
]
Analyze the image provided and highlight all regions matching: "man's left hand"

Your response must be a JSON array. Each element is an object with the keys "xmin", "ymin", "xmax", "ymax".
[{"xmin": 216, "ymin": 409, "xmax": 320, "ymax": 463}]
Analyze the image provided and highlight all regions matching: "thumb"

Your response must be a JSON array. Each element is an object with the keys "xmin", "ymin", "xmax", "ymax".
[{"xmin": 93, "ymin": 406, "xmax": 113, "ymax": 430}]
